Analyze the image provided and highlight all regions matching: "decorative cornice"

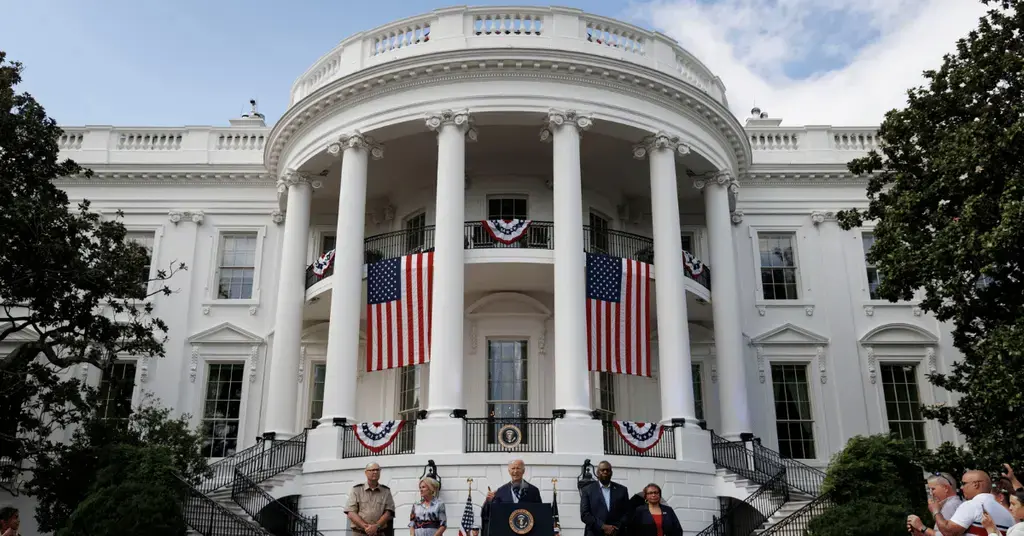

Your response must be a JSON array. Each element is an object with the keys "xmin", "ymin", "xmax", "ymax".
[
  {"xmin": 539, "ymin": 109, "xmax": 592, "ymax": 142},
  {"xmin": 168, "ymin": 210, "xmax": 204, "ymax": 225},
  {"xmin": 425, "ymin": 109, "xmax": 478, "ymax": 141},
  {"xmin": 810, "ymin": 210, "xmax": 838, "ymax": 225},
  {"xmin": 817, "ymin": 346, "xmax": 827, "ymax": 384},
  {"xmin": 326, "ymin": 132, "xmax": 385, "ymax": 160},
  {"xmin": 189, "ymin": 346, "xmax": 200, "ymax": 383},
  {"xmin": 866, "ymin": 347, "xmax": 877, "ymax": 384},
  {"xmin": 741, "ymin": 168, "xmax": 867, "ymax": 186},
  {"xmin": 632, "ymin": 132, "xmax": 691, "ymax": 160},
  {"xmin": 57, "ymin": 170, "xmax": 275, "ymax": 186}
]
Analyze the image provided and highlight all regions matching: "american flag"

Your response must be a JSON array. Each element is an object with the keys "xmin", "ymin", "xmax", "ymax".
[
  {"xmin": 459, "ymin": 490, "xmax": 476, "ymax": 536},
  {"xmin": 366, "ymin": 252, "xmax": 434, "ymax": 372},
  {"xmin": 586, "ymin": 253, "xmax": 651, "ymax": 376}
]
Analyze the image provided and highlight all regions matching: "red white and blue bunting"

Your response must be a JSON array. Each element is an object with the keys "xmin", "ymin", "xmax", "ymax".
[
  {"xmin": 352, "ymin": 420, "xmax": 405, "ymax": 452},
  {"xmin": 313, "ymin": 249, "xmax": 336, "ymax": 277},
  {"xmin": 483, "ymin": 219, "xmax": 531, "ymax": 244},
  {"xmin": 613, "ymin": 421, "xmax": 664, "ymax": 453},
  {"xmin": 683, "ymin": 250, "xmax": 705, "ymax": 277}
]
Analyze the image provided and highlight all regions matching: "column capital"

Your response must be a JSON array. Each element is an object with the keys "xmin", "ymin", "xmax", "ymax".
[
  {"xmin": 632, "ymin": 132, "xmax": 691, "ymax": 160},
  {"xmin": 425, "ymin": 109, "xmax": 478, "ymax": 141},
  {"xmin": 692, "ymin": 170, "xmax": 736, "ymax": 192},
  {"xmin": 277, "ymin": 170, "xmax": 323, "ymax": 191},
  {"xmin": 327, "ymin": 132, "xmax": 384, "ymax": 160},
  {"xmin": 539, "ymin": 109, "xmax": 592, "ymax": 141}
]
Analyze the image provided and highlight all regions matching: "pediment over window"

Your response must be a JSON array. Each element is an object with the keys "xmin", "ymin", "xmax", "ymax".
[
  {"xmin": 187, "ymin": 322, "xmax": 264, "ymax": 345},
  {"xmin": 0, "ymin": 323, "xmax": 41, "ymax": 343},
  {"xmin": 860, "ymin": 323, "xmax": 938, "ymax": 346},
  {"xmin": 749, "ymin": 323, "xmax": 829, "ymax": 346},
  {"xmin": 466, "ymin": 292, "xmax": 551, "ymax": 317}
]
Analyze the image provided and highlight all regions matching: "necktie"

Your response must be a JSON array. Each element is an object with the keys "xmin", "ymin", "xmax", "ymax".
[{"xmin": 513, "ymin": 486, "xmax": 521, "ymax": 502}]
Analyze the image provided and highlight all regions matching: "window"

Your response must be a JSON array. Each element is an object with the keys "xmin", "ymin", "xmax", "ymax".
[
  {"xmin": 487, "ymin": 197, "xmax": 528, "ymax": 220},
  {"xmin": 589, "ymin": 212, "xmax": 610, "ymax": 253},
  {"xmin": 397, "ymin": 365, "xmax": 421, "ymax": 421},
  {"xmin": 692, "ymin": 363, "xmax": 705, "ymax": 422},
  {"xmin": 758, "ymin": 233, "xmax": 799, "ymax": 300},
  {"xmin": 217, "ymin": 233, "xmax": 258, "ymax": 299},
  {"xmin": 404, "ymin": 212, "xmax": 427, "ymax": 253},
  {"xmin": 201, "ymin": 363, "xmax": 245, "ymax": 458},
  {"xmin": 98, "ymin": 362, "xmax": 137, "ymax": 421},
  {"xmin": 125, "ymin": 231, "xmax": 155, "ymax": 293},
  {"xmin": 680, "ymin": 232, "xmax": 694, "ymax": 255},
  {"xmin": 862, "ymin": 233, "xmax": 881, "ymax": 299},
  {"xmin": 309, "ymin": 363, "xmax": 326, "ymax": 426},
  {"xmin": 321, "ymin": 234, "xmax": 336, "ymax": 255},
  {"xmin": 487, "ymin": 340, "xmax": 528, "ymax": 443},
  {"xmin": 771, "ymin": 363, "xmax": 816, "ymax": 459},
  {"xmin": 881, "ymin": 364, "xmax": 926, "ymax": 449},
  {"xmin": 593, "ymin": 372, "xmax": 615, "ymax": 420}
]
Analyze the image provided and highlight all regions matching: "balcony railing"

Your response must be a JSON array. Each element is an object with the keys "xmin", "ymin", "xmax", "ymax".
[
  {"xmin": 341, "ymin": 421, "xmax": 416, "ymax": 458},
  {"xmin": 464, "ymin": 418, "xmax": 554, "ymax": 453},
  {"xmin": 305, "ymin": 222, "xmax": 711, "ymax": 291},
  {"xmin": 600, "ymin": 421, "xmax": 677, "ymax": 459}
]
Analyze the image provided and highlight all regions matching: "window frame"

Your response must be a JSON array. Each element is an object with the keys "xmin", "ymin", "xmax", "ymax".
[
  {"xmin": 588, "ymin": 210, "xmax": 612, "ymax": 254},
  {"xmin": 767, "ymin": 361, "xmax": 818, "ymax": 460},
  {"xmin": 96, "ymin": 360, "xmax": 140, "ymax": 421},
  {"xmin": 309, "ymin": 225, "xmax": 337, "ymax": 264},
  {"xmin": 591, "ymin": 371, "xmax": 617, "ymax": 420},
  {"xmin": 396, "ymin": 364, "xmax": 422, "ymax": 421},
  {"xmin": 196, "ymin": 360, "xmax": 249, "ymax": 459},
  {"xmin": 866, "ymin": 346, "xmax": 939, "ymax": 449},
  {"xmin": 691, "ymin": 361, "xmax": 706, "ymax": 423},
  {"xmin": 748, "ymin": 226, "xmax": 808, "ymax": 305},
  {"xmin": 205, "ymin": 226, "xmax": 266, "ymax": 305},
  {"xmin": 485, "ymin": 338, "xmax": 530, "ymax": 419},
  {"xmin": 860, "ymin": 229, "xmax": 882, "ymax": 300},
  {"xmin": 308, "ymin": 361, "xmax": 327, "ymax": 427},
  {"xmin": 122, "ymin": 225, "xmax": 164, "ymax": 300},
  {"xmin": 403, "ymin": 210, "xmax": 429, "ymax": 253},
  {"xmin": 485, "ymin": 195, "xmax": 530, "ymax": 221},
  {"xmin": 878, "ymin": 362, "xmax": 928, "ymax": 449}
]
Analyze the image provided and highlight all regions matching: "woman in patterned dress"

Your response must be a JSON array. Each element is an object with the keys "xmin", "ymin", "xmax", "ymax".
[{"xmin": 409, "ymin": 477, "xmax": 447, "ymax": 536}]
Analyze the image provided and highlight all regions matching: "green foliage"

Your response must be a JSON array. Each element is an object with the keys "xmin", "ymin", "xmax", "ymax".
[
  {"xmin": 57, "ymin": 445, "xmax": 187, "ymax": 536},
  {"xmin": 915, "ymin": 441, "xmax": 980, "ymax": 479},
  {"xmin": 807, "ymin": 435, "xmax": 929, "ymax": 536},
  {"xmin": 835, "ymin": 0, "xmax": 1024, "ymax": 469},
  {"xmin": 26, "ymin": 404, "xmax": 209, "ymax": 533},
  {"xmin": 0, "ymin": 50, "xmax": 185, "ymax": 489}
]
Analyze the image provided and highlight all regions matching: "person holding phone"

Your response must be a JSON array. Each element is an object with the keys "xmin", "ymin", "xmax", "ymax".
[
  {"xmin": 909, "ymin": 473, "xmax": 963, "ymax": 536},
  {"xmin": 928, "ymin": 471, "xmax": 1013, "ymax": 536}
]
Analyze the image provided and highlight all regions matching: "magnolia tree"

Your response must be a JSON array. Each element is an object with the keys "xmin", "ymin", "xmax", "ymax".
[{"xmin": 837, "ymin": 0, "xmax": 1024, "ymax": 468}]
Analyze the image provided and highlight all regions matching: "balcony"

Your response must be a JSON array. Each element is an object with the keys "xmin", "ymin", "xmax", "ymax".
[
  {"xmin": 463, "ymin": 417, "xmax": 555, "ymax": 453},
  {"xmin": 601, "ymin": 420, "xmax": 678, "ymax": 459},
  {"xmin": 305, "ymin": 222, "xmax": 711, "ymax": 291}
]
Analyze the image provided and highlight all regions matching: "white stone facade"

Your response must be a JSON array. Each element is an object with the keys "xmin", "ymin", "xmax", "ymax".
[{"xmin": 7, "ymin": 6, "xmax": 962, "ymax": 536}]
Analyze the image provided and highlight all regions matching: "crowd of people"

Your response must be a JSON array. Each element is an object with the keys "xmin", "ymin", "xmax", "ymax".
[
  {"xmin": 907, "ymin": 464, "xmax": 1024, "ymax": 535},
  {"xmin": 344, "ymin": 459, "xmax": 683, "ymax": 536}
]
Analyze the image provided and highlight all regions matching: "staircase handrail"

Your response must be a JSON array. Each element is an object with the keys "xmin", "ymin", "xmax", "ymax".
[
  {"xmin": 198, "ymin": 437, "xmax": 271, "ymax": 493},
  {"xmin": 235, "ymin": 429, "xmax": 309, "ymax": 484},
  {"xmin": 177, "ymin": 474, "xmax": 271, "ymax": 536},
  {"xmin": 231, "ymin": 468, "xmax": 321, "ymax": 536},
  {"xmin": 751, "ymin": 438, "xmax": 826, "ymax": 496},
  {"xmin": 710, "ymin": 432, "xmax": 781, "ymax": 484},
  {"xmin": 694, "ymin": 470, "xmax": 790, "ymax": 536},
  {"xmin": 757, "ymin": 491, "xmax": 836, "ymax": 536}
]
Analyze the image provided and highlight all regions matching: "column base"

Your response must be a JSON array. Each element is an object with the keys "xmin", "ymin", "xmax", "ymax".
[
  {"xmin": 675, "ymin": 426, "xmax": 713, "ymax": 464},
  {"xmin": 306, "ymin": 424, "xmax": 344, "ymax": 462},
  {"xmin": 415, "ymin": 418, "xmax": 465, "ymax": 455},
  {"xmin": 553, "ymin": 418, "xmax": 603, "ymax": 455}
]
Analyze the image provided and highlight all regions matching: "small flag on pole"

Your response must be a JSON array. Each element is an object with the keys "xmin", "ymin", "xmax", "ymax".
[
  {"xmin": 459, "ymin": 487, "xmax": 476, "ymax": 536},
  {"xmin": 585, "ymin": 253, "xmax": 652, "ymax": 377},
  {"xmin": 551, "ymin": 482, "xmax": 561, "ymax": 535}
]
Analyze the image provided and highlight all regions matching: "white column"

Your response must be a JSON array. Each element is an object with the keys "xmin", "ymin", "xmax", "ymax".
[
  {"xmin": 543, "ymin": 109, "xmax": 594, "ymax": 420},
  {"xmin": 697, "ymin": 171, "xmax": 752, "ymax": 439},
  {"xmin": 634, "ymin": 133, "xmax": 697, "ymax": 426},
  {"xmin": 264, "ymin": 172, "xmax": 319, "ymax": 438},
  {"xmin": 319, "ymin": 133, "xmax": 383, "ymax": 425},
  {"xmin": 424, "ymin": 110, "xmax": 475, "ymax": 418}
]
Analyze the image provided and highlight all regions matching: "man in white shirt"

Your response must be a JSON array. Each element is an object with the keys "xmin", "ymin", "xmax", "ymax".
[
  {"xmin": 909, "ymin": 473, "xmax": 964, "ymax": 536},
  {"xmin": 930, "ymin": 470, "xmax": 1014, "ymax": 536}
]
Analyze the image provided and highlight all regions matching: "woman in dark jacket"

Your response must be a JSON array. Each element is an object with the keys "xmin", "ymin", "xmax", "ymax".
[{"xmin": 630, "ymin": 483, "xmax": 683, "ymax": 536}]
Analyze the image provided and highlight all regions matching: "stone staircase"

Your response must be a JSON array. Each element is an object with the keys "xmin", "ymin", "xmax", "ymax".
[{"xmin": 205, "ymin": 466, "xmax": 304, "ymax": 524}]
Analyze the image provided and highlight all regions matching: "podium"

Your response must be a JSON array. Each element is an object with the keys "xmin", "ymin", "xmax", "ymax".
[{"xmin": 488, "ymin": 503, "xmax": 554, "ymax": 536}]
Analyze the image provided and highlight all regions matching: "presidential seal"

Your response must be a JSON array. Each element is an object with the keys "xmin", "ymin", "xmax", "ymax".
[
  {"xmin": 508, "ymin": 508, "xmax": 535, "ymax": 535},
  {"xmin": 497, "ymin": 424, "xmax": 523, "ymax": 449}
]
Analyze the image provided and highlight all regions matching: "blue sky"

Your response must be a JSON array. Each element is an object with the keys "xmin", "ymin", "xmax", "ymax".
[{"xmin": 1, "ymin": 0, "xmax": 988, "ymax": 126}]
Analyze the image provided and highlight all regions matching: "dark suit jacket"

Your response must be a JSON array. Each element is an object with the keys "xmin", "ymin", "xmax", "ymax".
[
  {"xmin": 481, "ymin": 481, "xmax": 543, "ymax": 536},
  {"xmin": 579, "ymin": 481, "xmax": 631, "ymax": 536},
  {"xmin": 631, "ymin": 504, "xmax": 683, "ymax": 536}
]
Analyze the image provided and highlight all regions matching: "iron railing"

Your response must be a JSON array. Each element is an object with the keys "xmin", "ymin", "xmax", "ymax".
[
  {"xmin": 179, "ymin": 475, "xmax": 271, "ymax": 536},
  {"xmin": 341, "ymin": 421, "xmax": 416, "ymax": 458},
  {"xmin": 231, "ymin": 470, "xmax": 320, "ymax": 536},
  {"xmin": 364, "ymin": 226, "xmax": 437, "ymax": 264},
  {"xmin": 463, "ymin": 220, "xmax": 554, "ymax": 250},
  {"xmin": 235, "ymin": 430, "xmax": 309, "ymax": 484},
  {"xmin": 695, "ymin": 471, "xmax": 790, "ymax": 536},
  {"xmin": 758, "ymin": 492, "xmax": 835, "ymax": 536},
  {"xmin": 711, "ymin": 432, "xmax": 776, "ymax": 485},
  {"xmin": 464, "ymin": 418, "xmax": 554, "ymax": 453},
  {"xmin": 583, "ymin": 226, "xmax": 712, "ymax": 290},
  {"xmin": 600, "ymin": 421, "xmax": 677, "ymax": 459},
  {"xmin": 198, "ymin": 437, "xmax": 271, "ymax": 493},
  {"xmin": 751, "ymin": 438, "xmax": 826, "ymax": 496}
]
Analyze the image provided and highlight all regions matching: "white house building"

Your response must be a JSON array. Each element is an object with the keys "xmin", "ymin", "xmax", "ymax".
[{"xmin": 4, "ymin": 6, "xmax": 963, "ymax": 536}]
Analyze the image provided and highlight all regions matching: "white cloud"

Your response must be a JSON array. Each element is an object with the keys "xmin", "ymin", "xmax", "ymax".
[{"xmin": 631, "ymin": 0, "xmax": 990, "ymax": 125}]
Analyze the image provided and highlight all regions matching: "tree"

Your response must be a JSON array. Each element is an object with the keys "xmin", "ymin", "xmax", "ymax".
[
  {"xmin": 57, "ymin": 444, "xmax": 187, "ymax": 536},
  {"xmin": 836, "ymin": 0, "xmax": 1024, "ymax": 469},
  {"xmin": 0, "ymin": 51, "xmax": 184, "ymax": 487},
  {"xmin": 27, "ymin": 404, "xmax": 208, "ymax": 533},
  {"xmin": 807, "ymin": 435, "xmax": 930, "ymax": 536}
]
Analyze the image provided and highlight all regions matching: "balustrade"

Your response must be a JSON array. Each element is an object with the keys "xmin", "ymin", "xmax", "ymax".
[
  {"xmin": 463, "ymin": 417, "xmax": 554, "ymax": 453},
  {"xmin": 600, "ymin": 421, "xmax": 678, "ymax": 459}
]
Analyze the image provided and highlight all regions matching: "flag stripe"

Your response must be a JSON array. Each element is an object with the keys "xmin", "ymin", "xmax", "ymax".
[{"xmin": 585, "ymin": 253, "xmax": 652, "ymax": 377}]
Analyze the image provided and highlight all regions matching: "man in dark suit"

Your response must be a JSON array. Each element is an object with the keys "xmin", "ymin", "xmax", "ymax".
[
  {"xmin": 580, "ymin": 461, "xmax": 630, "ymax": 536},
  {"xmin": 481, "ymin": 459, "xmax": 543, "ymax": 536}
]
